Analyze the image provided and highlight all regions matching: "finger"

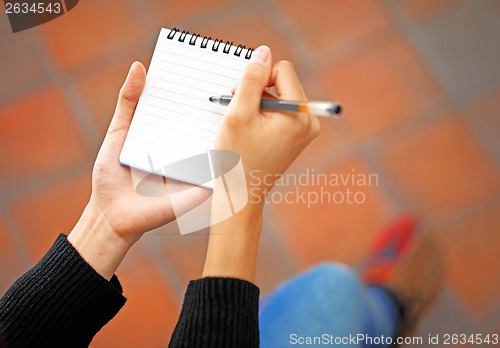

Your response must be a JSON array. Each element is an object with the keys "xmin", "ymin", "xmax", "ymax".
[
  {"xmin": 106, "ymin": 61, "xmax": 146, "ymax": 138},
  {"xmin": 232, "ymin": 82, "xmax": 269, "ymax": 95},
  {"xmin": 227, "ymin": 46, "xmax": 272, "ymax": 118},
  {"xmin": 268, "ymin": 60, "xmax": 306, "ymax": 101}
]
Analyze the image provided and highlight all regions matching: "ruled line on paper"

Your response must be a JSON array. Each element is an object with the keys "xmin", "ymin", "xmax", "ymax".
[
  {"xmin": 147, "ymin": 95, "xmax": 223, "ymax": 115},
  {"xmin": 143, "ymin": 112, "xmax": 219, "ymax": 132},
  {"xmin": 159, "ymin": 59, "xmax": 241, "ymax": 80},
  {"xmin": 160, "ymin": 51, "xmax": 244, "ymax": 72},
  {"xmin": 152, "ymin": 77, "xmax": 218, "ymax": 95},
  {"xmin": 155, "ymin": 68, "xmax": 238, "ymax": 88},
  {"xmin": 150, "ymin": 85, "xmax": 212, "ymax": 103}
]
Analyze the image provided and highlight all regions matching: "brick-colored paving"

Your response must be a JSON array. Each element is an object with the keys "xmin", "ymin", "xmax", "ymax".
[{"xmin": 1, "ymin": 0, "xmax": 500, "ymax": 346}]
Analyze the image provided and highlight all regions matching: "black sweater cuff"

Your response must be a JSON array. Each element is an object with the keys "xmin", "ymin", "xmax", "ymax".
[
  {"xmin": 0, "ymin": 234, "xmax": 126, "ymax": 348},
  {"xmin": 169, "ymin": 277, "xmax": 260, "ymax": 348}
]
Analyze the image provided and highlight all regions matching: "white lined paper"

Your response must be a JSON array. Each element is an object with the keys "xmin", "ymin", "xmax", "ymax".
[{"xmin": 120, "ymin": 28, "xmax": 251, "ymax": 186}]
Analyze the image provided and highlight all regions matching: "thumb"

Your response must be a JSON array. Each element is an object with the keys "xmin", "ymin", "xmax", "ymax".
[
  {"xmin": 228, "ymin": 45, "xmax": 272, "ymax": 117},
  {"xmin": 106, "ymin": 61, "xmax": 146, "ymax": 138}
]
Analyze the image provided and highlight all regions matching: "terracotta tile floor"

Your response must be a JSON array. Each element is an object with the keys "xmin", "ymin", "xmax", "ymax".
[{"xmin": 1, "ymin": 0, "xmax": 499, "ymax": 346}]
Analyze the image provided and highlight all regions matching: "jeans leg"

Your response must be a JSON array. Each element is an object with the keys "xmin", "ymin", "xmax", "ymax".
[{"xmin": 259, "ymin": 262, "xmax": 400, "ymax": 347}]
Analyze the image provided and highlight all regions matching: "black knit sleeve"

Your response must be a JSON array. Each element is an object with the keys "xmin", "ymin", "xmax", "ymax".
[
  {"xmin": 0, "ymin": 234, "xmax": 126, "ymax": 348},
  {"xmin": 169, "ymin": 277, "xmax": 260, "ymax": 348}
]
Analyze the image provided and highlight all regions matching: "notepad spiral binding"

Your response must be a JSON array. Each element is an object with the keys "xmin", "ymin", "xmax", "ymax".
[{"xmin": 167, "ymin": 28, "xmax": 254, "ymax": 59}]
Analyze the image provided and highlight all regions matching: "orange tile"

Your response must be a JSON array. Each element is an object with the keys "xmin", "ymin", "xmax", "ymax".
[
  {"xmin": 291, "ymin": 118, "xmax": 342, "ymax": 169},
  {"xmin": 150, "ymin": 0, "xmax": 240, "ymax": 23},
  {"xmin": 398, "ymin": 0, "xmax": 462, "ymax": 21},
  {"xmin": 92, "ymin": 257, "xmax": 179, "ymax": 348},
  {"xmin": 38, "ymin": 0, "xmax": 145, "ymax": 69},
  {"xmin": 438, "ymin": 202, "xmax": 500, "ymax": 318},
  {"xmin": 192, "ymin": 11, "xmax": 295, "ymax": 63},
  {"xmin": 378, "ymin": 114, "xmax": 500, "ymax": 216},
  {"xmin": 0, "ymin": 86, "xmax": 89, "ymax": 190},
  {"xmin": 318, "ymin": 37, "xmax": 442, "ymax": 139},
  {"xmin": 269, "ymin": 157, "xmax": 391, "ymax": 268},
  {"xmin": 277, "ymin": 0, "xmax": 392, "ymax": 56},
  {"xmin": 78, "ymin": 64, "xmax": 131, "ymax": 138},
  {"xmin": 10, "ymin": 170, "xmax": 92, "ymax": 263},
  {"xmin": 0, "ymin": 220, "xmax": 24, "ymax": 295}
]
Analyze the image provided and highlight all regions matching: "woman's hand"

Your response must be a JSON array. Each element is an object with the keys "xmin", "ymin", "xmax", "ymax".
[
  {"xmin": 217, "ymin": 46, "xmax": 320, "ymax": 206},
  {"xmin": 203, "ymin": 46, "xmax": 320, "ymax": 282},
  {"xmin": 68, "ymin": 62, "xmax": 209, "ymax": 280}
]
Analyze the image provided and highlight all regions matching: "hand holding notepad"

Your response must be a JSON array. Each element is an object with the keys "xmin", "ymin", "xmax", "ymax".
[{"xmin": 120, "ymin": 28, "xmax": 337, "ymax": 191}]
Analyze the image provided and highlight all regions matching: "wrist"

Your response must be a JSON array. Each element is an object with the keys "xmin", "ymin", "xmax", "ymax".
[
  {"xmin": 67, "ymin": 200, "xmax": 135, "ymax": 280},
  {"xmin": 203, "ymin": 204, "xmax": 263, "ymax": 282}
]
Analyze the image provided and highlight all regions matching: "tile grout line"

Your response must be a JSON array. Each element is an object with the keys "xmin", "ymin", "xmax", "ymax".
[
  {"xmin": 3, "ymin": 159, "xmax": 94, "ymax": 202},
  {"xmin": 140, "ymin": 236, "xmax": 187, "ymax": 304},
  {"xmin": 354, "ymin": 104, "xmax": 453, "ymax": 219},
  {"xmin": 25, "ymin": 31, "xmax": 100, "ymax": 155},
  {"xmin": 348, "ymin": 0, "xmax": 428, "ymax": 219},
  {"xmin": 0, "ymin": 76, "xmax": 51, "ymax": 108},
  {"xmin": 461, "ymin": 105, "xmax": 500, "ymax": 172},
  {"xmin": 381, "ymin": 0, "xmax": 454, "ymax": 103},
  {"xmin": 381, "ymin": 0, "xmax": 500, "ymax": 167},
  {"xmin": 125, "ymin": 0, "xmax": 162, "ymax": 33},
  {"xmin": 260, "ymin": 0, "xmax": 315, "ymax": 75},
  {"xmin": 429, "ymin": 193, "xmax": 500, "ymax": 234}
]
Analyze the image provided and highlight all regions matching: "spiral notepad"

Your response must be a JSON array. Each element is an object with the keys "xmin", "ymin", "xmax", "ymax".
[{"xmin": 120, "ymin": 28, "xmax": 254, "ymax": 188}]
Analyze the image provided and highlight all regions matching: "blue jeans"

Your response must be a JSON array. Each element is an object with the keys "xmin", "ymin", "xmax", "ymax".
[{"xmin": 259, "ymin": 262, "xmax": 400, "ymax": 347}]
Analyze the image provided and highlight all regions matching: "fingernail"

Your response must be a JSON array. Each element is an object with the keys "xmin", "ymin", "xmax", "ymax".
[
  {"xmin": 250, "ymin": 46, "xmax": 270, "ymax": 64},
  {"xmin": 125, "ymin": 62, "xmax": 136, "ymax": 82}
]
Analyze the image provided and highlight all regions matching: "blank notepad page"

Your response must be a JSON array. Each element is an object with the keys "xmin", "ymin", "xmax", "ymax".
[{"xmin": 120, "ymin": 28, "xmax": 251, "ymax": 186}]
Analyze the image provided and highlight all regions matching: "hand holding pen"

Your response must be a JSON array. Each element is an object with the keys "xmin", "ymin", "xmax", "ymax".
[{"xmin": 209, "ymin": 95, "xmax": 342, "ymax": 117}]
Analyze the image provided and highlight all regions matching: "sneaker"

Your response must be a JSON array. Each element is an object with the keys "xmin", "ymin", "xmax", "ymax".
[{"xmin": 362, "ymin": 215, "xmax": 443, "ymax": 341}]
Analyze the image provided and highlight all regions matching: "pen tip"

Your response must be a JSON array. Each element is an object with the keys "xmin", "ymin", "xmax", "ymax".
[
  {"xmin": 209, "ymin": 96, "xmax": 214, "ymax": 102},
  {"xmin": 327, "ymin": 104, "xmax": 342, "ymax": 116}
]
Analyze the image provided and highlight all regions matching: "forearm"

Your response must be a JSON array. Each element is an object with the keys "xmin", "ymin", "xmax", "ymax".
[{"xmin": 203, "ymin": 201, "xmax": 263, "ymax": 282}]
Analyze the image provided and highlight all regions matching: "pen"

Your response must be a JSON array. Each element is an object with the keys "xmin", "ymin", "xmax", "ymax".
[{"xmin": 209, "ymin": 95, "xmax": 342, "ymax": 117}]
